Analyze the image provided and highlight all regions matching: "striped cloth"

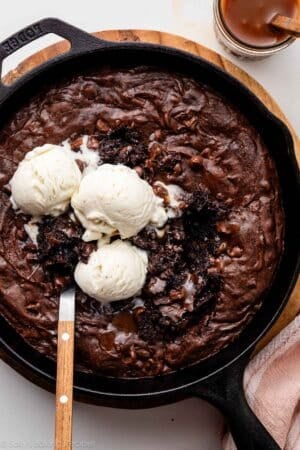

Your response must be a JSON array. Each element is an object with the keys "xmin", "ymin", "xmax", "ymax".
[{"xmin": 222, "ymin": 316, "xmax": 300, "ymax": 450}]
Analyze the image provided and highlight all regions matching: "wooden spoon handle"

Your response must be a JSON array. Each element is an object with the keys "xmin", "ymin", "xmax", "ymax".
[
  {"xmin": 271, "ymin": 14, "xmax": 300, "ymax": 37},
  {"xmin": 55, "ymin": 320, "xmax": 75, "ymax": 450}
]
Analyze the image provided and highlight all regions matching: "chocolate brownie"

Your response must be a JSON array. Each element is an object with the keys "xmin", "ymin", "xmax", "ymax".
[{"xmin": 0, "ymin": 66, "xmax": 284, "ymax": 377}]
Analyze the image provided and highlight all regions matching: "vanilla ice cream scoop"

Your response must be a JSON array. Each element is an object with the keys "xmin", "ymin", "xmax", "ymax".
[
  {"xmin": 10, "ymin": 144, "xmax": 81, "ymax": 216},
  {"xmin": 75, "ymin": 240, "xmax": 148, "ymax": 303},
  {"xmin": 71, "ymin": 164, "xmax": 167, "ymax": 241}
]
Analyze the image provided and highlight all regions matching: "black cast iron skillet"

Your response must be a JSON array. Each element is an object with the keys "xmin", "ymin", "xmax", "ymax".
[{"xmin": 0, "ymin": 18, "xmax": 299, "ymax": 450}]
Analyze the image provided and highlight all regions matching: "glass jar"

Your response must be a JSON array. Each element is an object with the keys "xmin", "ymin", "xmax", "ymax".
[{"xmin": 213, "ymin": 0, "xmax": 297, "ymax": 59}]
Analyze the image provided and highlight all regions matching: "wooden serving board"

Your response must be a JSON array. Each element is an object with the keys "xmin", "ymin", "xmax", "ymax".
[{"xmin": 3, "ymin": 29, "xmax": 299, "ymax": 352}]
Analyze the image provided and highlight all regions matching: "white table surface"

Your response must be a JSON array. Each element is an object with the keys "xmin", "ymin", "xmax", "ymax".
[{"xmin": 0, "ymin": 1, "xmax": 299, "ymax": 449}]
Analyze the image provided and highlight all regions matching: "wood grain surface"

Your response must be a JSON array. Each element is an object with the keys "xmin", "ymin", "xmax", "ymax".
[
  {"xmin": 271, "ymin": 14, "xmax": 300, "ymax": 37},
  {"xmin": 2, "ymin": 29, "xmax": 299, "ymax": 352},
  {"xmin": 55, "ymin": 320, "xmax": 74, "ymax": 450}
]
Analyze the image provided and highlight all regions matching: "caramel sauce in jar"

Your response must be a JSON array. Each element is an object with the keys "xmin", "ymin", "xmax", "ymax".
[{"xmin": 221, "ymin": 0, "xmax": 298, "ymax": 47}]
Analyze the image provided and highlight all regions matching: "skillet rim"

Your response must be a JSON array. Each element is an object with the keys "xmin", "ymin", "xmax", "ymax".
[{"xmin": 0, "ymin": 39, "xmax": 299, "ymax": 401}]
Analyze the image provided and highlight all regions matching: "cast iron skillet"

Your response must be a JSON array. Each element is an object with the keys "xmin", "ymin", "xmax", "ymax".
[{"xmin": 0, "ymin": 18, "xmax": 299, "ymax": 450}]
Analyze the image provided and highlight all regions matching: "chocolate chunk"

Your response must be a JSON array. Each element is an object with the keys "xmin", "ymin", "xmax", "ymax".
[
  {"xmin": 37, "ymin": 213, "xmax": 96, "ymax": 285},
  {"xmin": 96, "ymin": 127, "xmax": 149, "ymax": 169}
]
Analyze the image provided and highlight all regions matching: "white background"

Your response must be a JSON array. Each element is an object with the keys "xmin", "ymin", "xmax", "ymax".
[{"xmin": 0, "ymin": 1, "xmax": 299, "ymax": 449}]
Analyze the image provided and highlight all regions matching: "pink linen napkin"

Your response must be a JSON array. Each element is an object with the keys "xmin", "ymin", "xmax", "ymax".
[{"xmin": 222, "ymin": 315, "xmax": 300, "ymax": 450}]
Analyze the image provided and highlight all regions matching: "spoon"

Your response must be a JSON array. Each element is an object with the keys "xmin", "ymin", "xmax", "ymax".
[
  {"xmin": 271, "ymin": 14, "xmax": 300, "ymax": 38},
  {"xmin": 55, "ymin": 286, "xmax": 76, "ymax": 450}
]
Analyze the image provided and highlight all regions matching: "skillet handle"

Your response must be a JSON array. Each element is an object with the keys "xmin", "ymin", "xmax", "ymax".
[
  {"xmin": 0, "ymin": 18, "xmax": 109, "ymax": 94},
  {"xmin": 190, "ymin": 352, "xmax": 281, "ymax": 450}
]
